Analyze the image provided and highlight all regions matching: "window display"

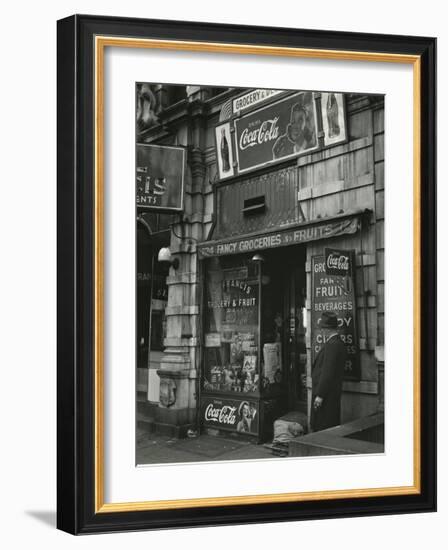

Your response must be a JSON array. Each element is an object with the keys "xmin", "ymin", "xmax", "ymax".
[{"xmin": 203, "ymin": 257, "xmax": 260, "ymax": 394}]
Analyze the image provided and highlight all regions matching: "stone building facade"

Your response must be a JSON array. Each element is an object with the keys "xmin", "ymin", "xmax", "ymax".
[{"xmin": 136, "ymin": 84, "xmax": 385, "ymax": 441}]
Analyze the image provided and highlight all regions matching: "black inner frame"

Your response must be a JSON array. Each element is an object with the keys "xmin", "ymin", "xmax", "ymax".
[{"xmin": 57, "ymin": 14, "xmax": 436, "ymax": 535}]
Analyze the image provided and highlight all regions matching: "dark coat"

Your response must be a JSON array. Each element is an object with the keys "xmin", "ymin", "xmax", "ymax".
[{"xmin": 310, "ymin": 335, "xmax": 347, "ymax": 432}]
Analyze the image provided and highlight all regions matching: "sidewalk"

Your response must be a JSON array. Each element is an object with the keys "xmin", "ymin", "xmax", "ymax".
[{"xmin": 136, "ymin": 427, "xmax": 277, "ymax": 465}]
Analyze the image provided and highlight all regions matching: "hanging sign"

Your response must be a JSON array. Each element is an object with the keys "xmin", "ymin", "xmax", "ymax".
[
  {"xmin": 311, "ymin": 252, "xmax": 360, "ymax": 380},
  {"xmin": 234, "ymin": 92, "xmax": 318, "ymax": 174},
  {"xmin": 136, "ymin": 144, "xmax": 185, "ymax": 211}
]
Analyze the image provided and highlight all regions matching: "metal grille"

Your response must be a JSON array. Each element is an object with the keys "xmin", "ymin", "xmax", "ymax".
[{"xmin": 214, "ymin": 166, "xmax": 300, "ymax": 239}]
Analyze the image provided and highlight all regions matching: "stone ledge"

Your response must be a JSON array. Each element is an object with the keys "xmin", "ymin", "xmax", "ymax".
[
  {"xmin": 163, "ymin": 337, "xmax": 199, "ymax": 347},
  {"xmin": 165, "ymin": 305, "xmax": 199, "ymax": 316},
  {"xmin": 166, "ymin": 273, "xmax": 199, "ymax": 285},
  {"xmin": 156, "ymin": 369, "xmax": 192, "ymax": 379}
]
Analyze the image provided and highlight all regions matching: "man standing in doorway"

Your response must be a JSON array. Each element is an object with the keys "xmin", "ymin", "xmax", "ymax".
[{"xmin": 311, "ymin": 312, "xmax": 347, "ymax": 432}]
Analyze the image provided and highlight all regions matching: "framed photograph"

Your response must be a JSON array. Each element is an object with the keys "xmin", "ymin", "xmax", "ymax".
[{"xmin": 57, "ymin": 15, "xmax": 436, "ymax": 534}]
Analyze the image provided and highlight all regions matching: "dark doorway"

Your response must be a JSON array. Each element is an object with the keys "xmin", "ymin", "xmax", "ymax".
[
  {"xmin": 137, "ymin": 224, "xmax": 153, "ymax": 369},
  {"xmin": 136, "ymin": 223, "xmax": 170, "ymax": 371},
  {"xmin": 261, "ymin": 246, "xmax": 307, "ymax": 414}
]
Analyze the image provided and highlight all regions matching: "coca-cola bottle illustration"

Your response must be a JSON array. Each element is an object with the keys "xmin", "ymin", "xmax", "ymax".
[
  {"xmin": 326, "ymin": 93, "xmax": 341, "ymax": 138},
  {"xmin": 220, "ymin": 128, "xmax": 231, "ymax": 173}
]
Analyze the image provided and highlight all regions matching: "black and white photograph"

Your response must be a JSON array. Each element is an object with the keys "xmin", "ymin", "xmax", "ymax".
[
  {"xmin": 135, "ymin": 84, "xmax": 385, "ymax": 465},
  {"xmin": 0, "ymin": 0, "xmax": 441, "ymax": 543}
]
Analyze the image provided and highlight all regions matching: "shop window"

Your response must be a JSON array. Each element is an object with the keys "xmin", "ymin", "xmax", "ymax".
[
  {"xmin": 203, "ymin": 256, "xmax": 260, "ymax": 395},
  {"xmin": 201, "ymin": 247, "xmax": 307, "ymax": 440}
]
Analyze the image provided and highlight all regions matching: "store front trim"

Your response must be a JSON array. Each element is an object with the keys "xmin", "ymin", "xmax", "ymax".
[{"xmin": 197, "ymin": 209, "xmax": 370, "ymax": 260}]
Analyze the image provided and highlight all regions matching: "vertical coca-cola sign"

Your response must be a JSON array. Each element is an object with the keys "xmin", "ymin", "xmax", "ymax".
[
  {"xmin": 311, "ymin": 251, "xmax": 360, "ymax": 380},
  {"xmin": 214, "ymin": 122, "xmax": 235, "ymax": 180}
]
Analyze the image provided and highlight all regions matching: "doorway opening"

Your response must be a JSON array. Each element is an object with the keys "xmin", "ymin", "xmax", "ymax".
[
  {"xmin": 136, "ymin": 221, "xmax": 169, "ymax": 404},
  {"xmin": 260, "ymin": 246, "xmax": 307, "ymax": 419}
]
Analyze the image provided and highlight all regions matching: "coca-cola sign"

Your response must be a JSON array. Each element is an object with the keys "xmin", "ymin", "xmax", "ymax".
[
  {"xmin": 324, "ymin": 248, "xmax": 351, "ymax": 276},
  {"xmin": 201, "ymin": 397, "xmax": 258, "ymax": 435},
  {"xmin": 239, "ymin": 118, "xmax": 280, "ymax": 151},
  {"xmin": 234, "ymin": 92, "xmax": 318, "ymax": 174},
  {"xmin": 215, "ymin": 122, "xmax": 235, "ymax": 180},
  {"xmin": 204, "ymin": 404, "xmax": 237, "ymax": 426},
  {"xmin": 312, "ymin": 252, "xmax": 360, "ymax": 380}
]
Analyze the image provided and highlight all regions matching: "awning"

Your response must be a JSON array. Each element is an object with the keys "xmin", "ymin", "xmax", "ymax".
[{"xmin": 197, "ymin": 209, "xmax": 370, "ymax": 259}]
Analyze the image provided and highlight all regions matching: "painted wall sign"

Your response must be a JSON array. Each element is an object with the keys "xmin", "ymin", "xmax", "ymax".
[
  {"xmin": 234, "ymin": 92, "xmax": 318, "ymax": 174},
  {"xmin": 311, "ymin": 253, "xmax": 360, "ymax": 380},
  {"xmin": 232, "ymin": 89, "xmax": 283, "ymax": 114},
  {"xmin": 324, "ymin": 247, "xmax": 351, "ymax": 276},
  {"xmin": 215, "ymin": 122, "xmax": 235, "ymax": 180},
  {"xmin": 321, "ymin": 93, "xmax": 347, "ymax": 147},
  {"xmin": 136, "ymin": 144, "xmax": 185, "ymax": 211},
  {"xmin": 201, "ymin": 396, "xmax": 259, "ymax": 435},
  {"xmin": 198, "ymin": 216, "xmax": 360, "ymax": 259}
]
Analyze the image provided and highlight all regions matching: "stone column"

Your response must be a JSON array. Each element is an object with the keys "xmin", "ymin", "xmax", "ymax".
[
  {"xmin": 154, "ymin": 100, "xmax": 207, "ymax": 437},
  {"xmin": 154, "ymin": 204, "xmax": 200, "ymax": 437}
]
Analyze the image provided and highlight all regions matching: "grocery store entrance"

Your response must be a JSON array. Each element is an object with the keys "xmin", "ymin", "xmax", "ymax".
[
  {"xmin": 260, "ymin": 246, "xmax": 307, "ymax": 417},
  {"xmin": 200, "ymin": 244, "xmax": 308, "ymax": 443}
]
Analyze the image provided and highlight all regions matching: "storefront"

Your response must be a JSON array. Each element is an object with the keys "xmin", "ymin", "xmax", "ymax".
[
  {"xmin": 198, "ymin": 210, "xmax": 369, "ymax": 441},
  {"xmin": 196, "ymin": 88, "xmax": 383, "ymax": 442},
  {"xmin": 136, "ymin": 84, "xmax": 384, "ymax": 441}
]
